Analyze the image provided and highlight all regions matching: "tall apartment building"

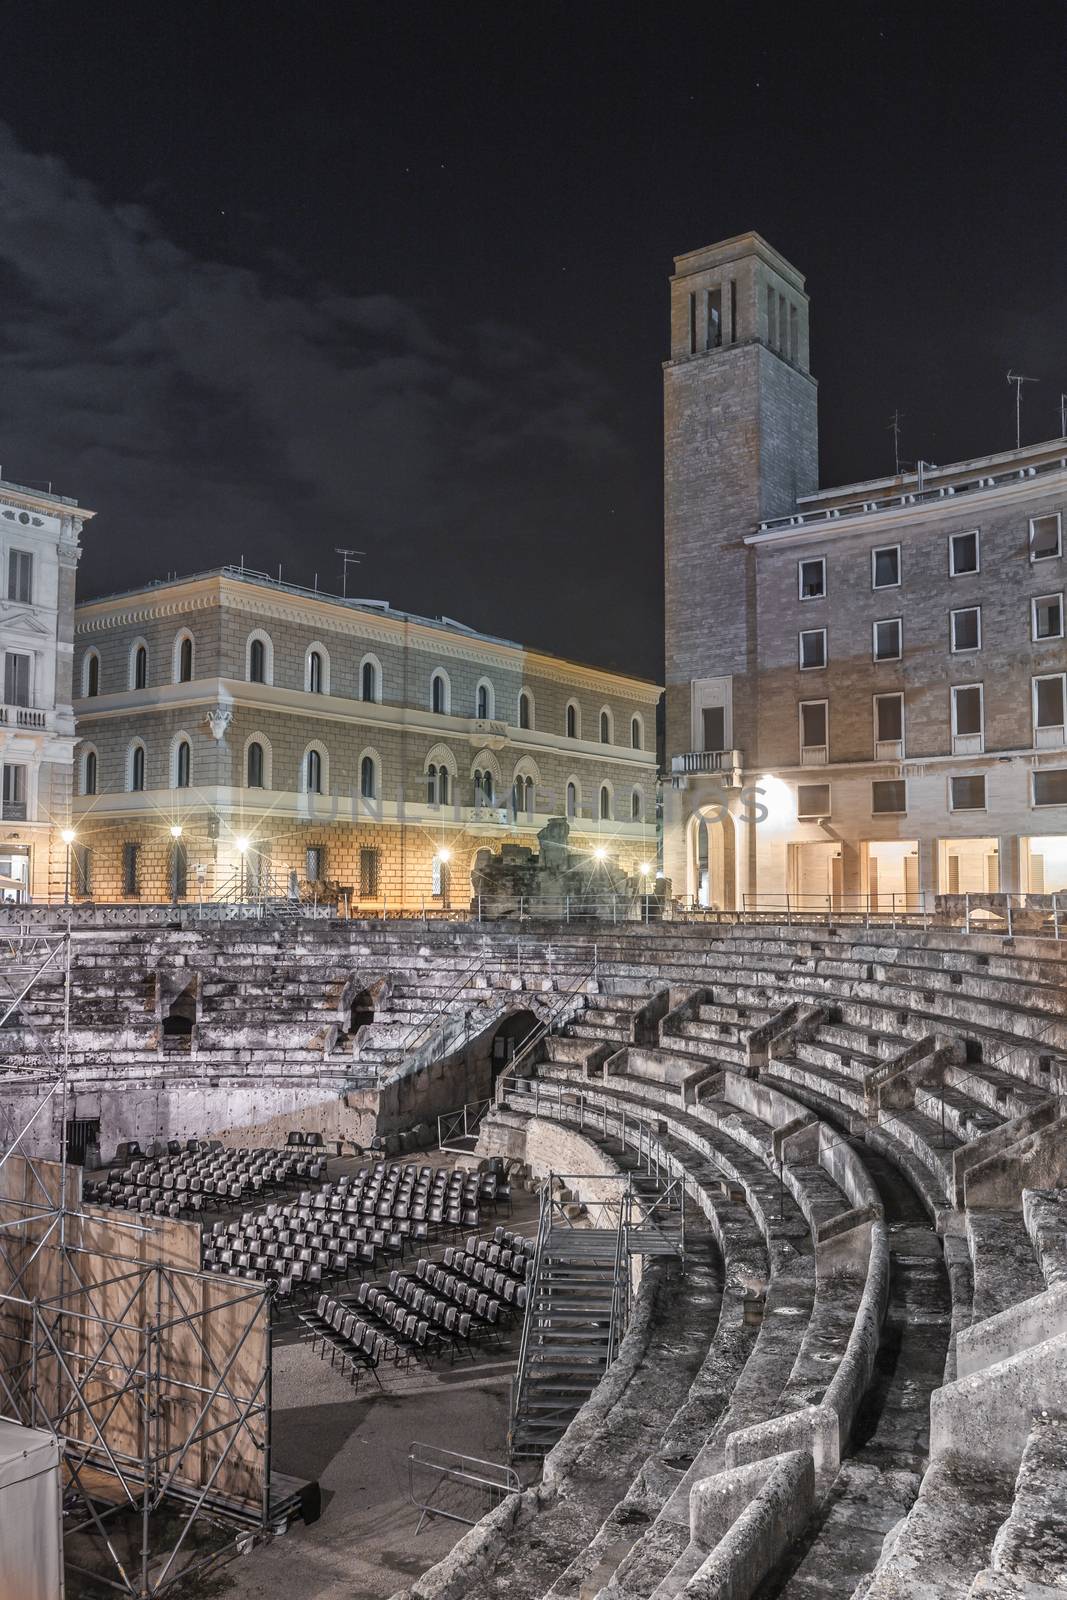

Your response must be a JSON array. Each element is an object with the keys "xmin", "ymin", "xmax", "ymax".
[
  {"xmin": 664, "ymin": 232, "xmax": 1067, "ymax": 908},
  {"xmin": 71, "ymin": 567, "xmax": 659, "ymax": 906},
  {"xmin": 0, "ymin": 476, "xmax": 89, "ymax": 901}
]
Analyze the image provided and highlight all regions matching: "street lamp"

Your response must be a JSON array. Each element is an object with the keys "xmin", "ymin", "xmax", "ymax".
[
  {"xmin": 169, "ymin": 825, "xmax": 183, "ymax": 903},
  {"xmin": 593, "ymin": 846, "xmax": 607, "ymax": 861},
  {"xmin": 60, "ymin": 828, "xmax": 76, "ymax": 905}
]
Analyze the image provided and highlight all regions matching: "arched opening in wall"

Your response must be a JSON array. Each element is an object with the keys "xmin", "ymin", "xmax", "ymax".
[
  {"xmin": 350, "ymin": 988, "xmax": 375, "ymax": 1033},
  {"xmin": 688, "ymin": 806, "xmax": 736, "ymax": 910},
  {"xmin": 161, "ymin": 984, "xmax": 197, "ymax": 1053},
  {"xmin": 489, "ymin": 1008, "xmax": 540, "ymax": 1087}
]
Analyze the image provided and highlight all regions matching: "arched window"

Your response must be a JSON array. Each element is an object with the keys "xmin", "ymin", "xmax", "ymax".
[
  {"xmin": 81, "ymin": 748, "xmax": 98, "ymax": 796},
  {"xmin": 360, "ymin": 754, "xmax": 376, "ymax": 799},
  {"xmin": 631, "ymin": 789, "xmax": 642, "ymax": 821},
  {"xmin": 600, "ymin": 784, "xmax": 612, "ymax": 820},
  {"xmin": 566, "ymin": 701, "xmax": 579, "ymax": 739},
  {"xmin": 360, "ymin": 655, "xmax": 382, "ymax": 703},
  {"xmin": 175, "ymin": 739, "xmax": 191, "ymax": 789},
  {"xmin": 431, "ymin": 670, "xmax": 450, "ymax": 715},
  {"xmin": 308, "ymin": 650, "xmax": 323, "ymax": 693},
  {"xmin": 247, "ymin": 740, "xmax": 265, "ymax": 788},
  {"xmin": 129, "ymin": 641, "xmax": 148, "ymax": 691},
  {"xmin": 566, "ymin": 781, "xmax": 577, "ymax": 818},
  {"xmin": 427, "ymin": 764, "xmax": 438, "ymax": 805},
  {"xmin": 84, "ymin": 650, "xmax": 100, "ymax": 698},
  {"xmin": 128, "ymin": 743, "xmax": 146, "ymax": 793},
  {"xmin": 600, "ymin": 708, "xmax": 613, "ymax": 744},
  {"xmin": 249, "ymin": 638, "xmax": 266, "ymax": 684},
  {"xmin": 513, "ymin": 774, "xmax": 534, "ymax": 814},
  {"xmin": 439, "ymin": 767, "xmax": 449, "ymax": 804},
  {"xmin": 474, "ymin": 767, "xmax": 495, "ymax": 805},
  {"xmin": 175, "ymin": 632, "xmax": 194, "ymax": 684},
  {"xmin": 631, "ymin": 714, "xmax": 642, "ymax": 750},
  {"xmin": 306, "ymin": 748, "xmax": 323, "ymax": 794},
  {"xmin": 518, "ymin": 690, "xmax": 533, "ymax": 730},
  {"xmin": 475, "ymin": 678, "xmax": 494, "ymax": 720}
]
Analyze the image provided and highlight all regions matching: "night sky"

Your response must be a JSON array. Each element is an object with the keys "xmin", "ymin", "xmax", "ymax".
[{"xmin": 3, "ymin": 3, "xmax": 1066, "ymax": 682}]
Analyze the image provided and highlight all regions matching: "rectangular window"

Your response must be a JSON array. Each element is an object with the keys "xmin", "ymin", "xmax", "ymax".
[
  {"xmin": 872, "ymin": 779, "xmax": 907, "ymax": 815},
  {"xmin": 169, "ymin": 841, "xmax": 187, "ymax": 900},
  {"xmin": 799, "ymin": 700, "xmax": 828, "ymax": 764},
  {"xmin": 121, "ymin": 842, "xmax": 141, "ymax": 898},
  {"xmin": 7, "ymin": 549, "xmax": 32, "ymax": 603},
  {"xmin": 873, "ymin": 618, "xmax": 902, "ymax": 661},
  {"xmin": 951, "ymin": 606, "xmax": 982, "ymax": 653},
  {"xmin": 729, "ymin": 279, "xmax": 737, "ymax": 342},
  {"xmin": 306, "ymin": 845, "xmax": 325, "ymax": 883},
  {"xmin": 3, "ymin": 652, "xmax": 31, "ymax": 707},
  {"xmin": 702, "ymin": 706, "xmax": 726, "ymax": 752},
  {"xmin": 766, "ymin": 286, "xmax": 776, "ymax": 347},
  {"xmin": 1034, "ymin": 768, "xmax": 1067, "ymax": 807},
  {"xmin": 1030, "ymin": 514, "xmax": 1062, "ymax": 561},
  {"xmin": 875, "ymin": 692, "xmax": 904, "ymax": 750},
  {"xmin": 359, "ymin": 846, "xmax": 380, "ymax": 898},
  {"xmin": 952, "ymin": 683, "xmax": 984, "ymax": 744},
  {"xmin": 1034, "ymin": 673, "xmax": 1066, "ymax": 742},
  {"xmin": 799, "ymin": 628, "xmax": 827, "ymax": 670},
  {"xmin": 789, "ymin": 303, "xmax": 799, "ymax": 363},
  {"xmin": 950, "ymin": 775, "xmax": 986, "ymax": 811},
  {"xmin": 1, "ymin": 764, "xmax": 27, "ymax": 821},
  {"xmin": 705, "ymin": 287, "xmax": 722, "ymax": 350},
  {"xmin": 797, "ymin": 782, "xmax": 831, "ymax": 819},
  {"xmin": 72, "ymin": 844, "xmax": 92, "ymax": 898},
  {"xmin": 949, "ymin": 530, "xmax": 980, "ymax": 575},
  {"xmin": 778, "ymin": 292, "xmax": 787, "ymax": 350},
  {"xmin": 1032, "ymin": 594, "xmax": 1064, "ymax": 641},
  {"xmin": 872, "ymin": 546, "xmax": 901, "ymax": 589},
  {"xmin": 798, "ymin": 557, "xmax": 826, "ymax": 600},
  {"xmin": 688, "ymin": 293, "xmax": 697, "ymax": 355}
]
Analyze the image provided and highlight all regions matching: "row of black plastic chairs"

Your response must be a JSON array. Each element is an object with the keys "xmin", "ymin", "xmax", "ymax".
[
  {"xmin": 349, "ymin": 1280, "xmax": 484, "ymax": 1364},
  {"xmin": 384, "ymin": 1265, "xmax": 511, "ymax": 1343},
  {"xmin": 423, "ymin": 1253, "xmax": 530, "ymax": 1311},
  {"xmin": 297, "ymin": 1300, "xmax": 393, "ymax": 1390}
]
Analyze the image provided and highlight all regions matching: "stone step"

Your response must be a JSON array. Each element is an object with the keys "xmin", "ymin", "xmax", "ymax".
[
  {"xmin": 860, "ymin": 1453, "xmax": 1016, "ymax": 1600},
  {"xmin": 1022, "ymin": 1189, "xmax": 1067, "ymax": 1289},
  {"xmin": 967, "ymin": 1211, "xmax": 1046, "ymax": 1326}
]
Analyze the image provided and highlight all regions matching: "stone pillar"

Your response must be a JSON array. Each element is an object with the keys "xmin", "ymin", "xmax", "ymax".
[
  {"xmin": 662, "ymin": 783, "xmax": 688, "ymax": 900},
  {"xmin": 998, "ymin": 835, "xmax": 1023, "ymax": 896},
  {"xmin": 918, "ymin": 837, "xmax": 938, "ymax": 905}
]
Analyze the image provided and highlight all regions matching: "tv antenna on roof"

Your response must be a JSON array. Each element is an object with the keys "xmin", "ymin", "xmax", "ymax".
[
  {"xmin": 335, "ymin": 548, "xmax": 365, "ymax": 599},
  {"xmin": 887, "ymin": 409, "xmax": 905, "ymax": 476},
  {"xmin": 1007, "ymin": 370, "xmax": 1039, "ymax": 450}
]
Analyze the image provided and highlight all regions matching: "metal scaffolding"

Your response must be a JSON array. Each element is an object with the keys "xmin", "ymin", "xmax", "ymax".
[{"xmin": 0, "ymin": 927, "xmax": 274, "ymax": 1597}]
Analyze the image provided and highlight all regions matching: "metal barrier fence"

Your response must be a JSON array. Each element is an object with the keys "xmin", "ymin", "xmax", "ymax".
[{"xmin": 408, "ymin": 1441, "xmax": 518, "ymax": 1534}]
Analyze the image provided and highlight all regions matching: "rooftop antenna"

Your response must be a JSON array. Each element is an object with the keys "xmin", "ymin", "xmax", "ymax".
[
  {"xmin": 335, "ymin": 548, "xmax": 365, "ymax": 599},
  {"xmin": 1007, "ymin": 370, "xmax": 1039, "ymax": 450},
  {"xmin": 887, "ymin": 409, "xmax": 905, "ymax": 476},
  {"xmin": 1060, "ymin": 393, "xmax": 1067, "ymax": 438}
]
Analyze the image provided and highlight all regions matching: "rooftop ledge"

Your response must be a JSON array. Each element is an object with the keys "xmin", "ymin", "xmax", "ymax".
[{"xmin": 749, "ymin": 439, "xmax": 1067, "ymax": 545}]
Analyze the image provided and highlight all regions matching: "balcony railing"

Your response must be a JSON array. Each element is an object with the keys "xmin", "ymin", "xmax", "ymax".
[
  {"xmin": 0, "ymin": 705, "xmax": 48, "ymax": 731},
  {"xmin": 670, "ymin": 748, "xmax": 743, "ymax": 777}
]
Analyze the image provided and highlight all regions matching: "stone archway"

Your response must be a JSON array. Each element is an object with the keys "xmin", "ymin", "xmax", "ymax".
[
  {"xmin": 685, "ymin": 804, "xmax": 737, "ymax": 910},
  {"xmin": 487, "ymin": 1008, "xmax": 540, "ymax": 1086}
]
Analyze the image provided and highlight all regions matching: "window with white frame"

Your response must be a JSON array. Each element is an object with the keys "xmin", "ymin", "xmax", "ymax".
[
  {"xmin": 874, "ymin": 692, "xmax": 904, "ymax": 755},
  {"xmin": 1033, "ymin": 768, "xmax": 1067, "ymax": 807},
  {"xmin": 1030, "ymin": 514, "xmax": 1062, "ymax": 562},
  {"xmin": 305, "ymin": 746, "xmax": 325, "ymax": 794},
  {"xmin": 175, "ymin": 633, "xmax": 194, "ymax": 683},
  {"xmin": 950, "ymin": 606, "xmax": 981, "ymax": 653},
  {"xmin": 130, "ymin": 641, "xmax": 148, "ymax": 691},
  {"xmin": 1033, "ymin": 673, "xmax": 1066, "ymax": 745},
  {"xmin": 128, "ymin": 743, "xmax": 146, "ymax": 792},
  {"xmin": 631, "ymin": 788, "xmax": 642, "ymax": 820},
  {"xmin": 359, "ymin": 753, "xmax": 377, "ymax": 800},
  {"xmin": 873, "ymin": 618, "xmax": 902, "ymax": 661},
  {"xmin": 950, "ymin": 774, "xmax": 986, "ymax": 811},
  {"xmin": 248, "ymin": 636, "xmax": 268, "ymax": 684},
  {"xmin": 4, "ymin": 651, "xmax": 31, "ymax": 707},
  {"xmin": 1032, "ymin": 594, "xmax": 1064, "ymax": 641},
  {"xmin": 360, "ymin": 655, "xmax": 382, "ymax": 703},
  {"xmin": 81, "ymin": 747, "xmax": 98, "ymax": 796},
  {"xmin": 430, "ymin": 670, "xmax": 450, "ymax": 715},
  {"xmin": 599, "ymin": 708, "xmax": 613, "ymax": 744},
  {"xmin": 631, "ymin": 714, "xmax": 642, "ymax": 749},
  {"xmin": 872, "ymin": 545, "xmax": 901, "ymax": 589},
  {"xmin": 82, "ymin": 650, "xmax": 100, "ymax": 698},
  {"xmin": 799, "ymin": 628, "xmax": 827, "ymax": 670},
  {"xmin": 566, "ymin": 779, "xmax": 579, "ymax": 818},
  {"xmin": 518, "ymin": 689, "xmax": 533, "ymax": 730},
  {"xmin": 7, "ymin": 549, "xmax": 32, "ymax": 603},
  {"xmin": 475, "ymin": 679, "xmax": 494, "ymax": 720},
  {"xmin": 2, "ymin": 763, "xmax": 28, "ymax": 820},
  {"xmin": 799, "ymin": 699, "xmax": 827, "ymax": 764},
  {"xmin": 246, "ymin": 740, "xmax": 266, "ymax": 788},
  {"xmin": 566, "ymin": 700, "xmax": 580, "ymax": 738},
  {"xmin": 949, "ymin": 530, "xmax": 980, "ymax": 576},
  {"xmin": 797, "ymin": 782, "xmax": 831, "ymax": 819},
  {"xmin": 599, "ymin": 783, "xmax": 612, "ymax": 820},
  {"xmin": 306, "ymin": 644, "xmax": 329, "ymax": 695},
  {"xmin": 872, "ymin": 779, "xmax": 906, "ymax": 815},
  {"xmin": 174, "ymin": 738, "xmax": 191, "ymax": 789},
  {"xmin": 798, "ymin": 557, "xmax": 826, "ymax": 600},
  {"xmin": 952, "ymin": 683, "xmax": 984, "ymax": 751}
]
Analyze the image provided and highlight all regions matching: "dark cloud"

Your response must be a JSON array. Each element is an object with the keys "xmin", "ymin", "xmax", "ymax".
[{"xmin": 0, "ymin": 123, "xmax": 639, "ymax": 665}]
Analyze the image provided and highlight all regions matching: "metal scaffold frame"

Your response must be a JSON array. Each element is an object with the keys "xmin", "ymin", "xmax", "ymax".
[{"xmin": 0, "ymin": 926, "xmax": 274, "ymax": 1598}]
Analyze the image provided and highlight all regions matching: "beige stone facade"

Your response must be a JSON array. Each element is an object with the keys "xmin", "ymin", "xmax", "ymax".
[
  {"xmin": 663, "ymin": 232, "xmax": 1067, "ymax": 909},
  {"xmin": 71, "ymin": 570, "xmax": 660, "ymax": 907}
]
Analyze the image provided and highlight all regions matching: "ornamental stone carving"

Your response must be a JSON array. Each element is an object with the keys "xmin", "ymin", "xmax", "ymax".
[{"xmin": 205, "ymin": 706, "xmax": 233, "ymax": 741}]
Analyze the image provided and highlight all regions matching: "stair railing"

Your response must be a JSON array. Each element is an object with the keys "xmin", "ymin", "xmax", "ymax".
[
  {"xmin": 493, "ymin": 961, "xmax": 599, "ymax": 1108},
  {"xmin": 508, "ymin": 1173, "xmax": 553, "ymax": 1453},
  {"xmin": 607, "ymin": 1185, "xmax": 629, "ymax": 1364},
  {"xmin": 385, "ymin": 954, "xmax": 486, "ymax": 1067}
]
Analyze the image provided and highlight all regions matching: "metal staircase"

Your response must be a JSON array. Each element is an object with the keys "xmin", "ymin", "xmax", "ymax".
[{"xmin": 509, "ymin": 1194, "xmax": 626, "ymax": 1460}]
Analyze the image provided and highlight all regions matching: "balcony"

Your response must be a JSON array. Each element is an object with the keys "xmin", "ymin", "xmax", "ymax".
[
  {"xmin": 671, "ymin": 748, "xmax": 743, "ymax": 778},
  {"xmin": 800, "ymin": 744, "xmax": 828, "ymax": 767},
  {"xmin": 875, "ymin": 739, "xmax": 904, "ymax": 761},
  {"xmin": 0, "ymin": 705, "xmax": 49, "ymax": 731}
]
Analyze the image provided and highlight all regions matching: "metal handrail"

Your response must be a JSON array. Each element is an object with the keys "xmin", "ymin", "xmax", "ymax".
[
  {"xmin": 493, "ymin": 959, "xmax": 599, "ymax": 1107},
  {"xmin": 606, "ymin": 1191, "xmax": 628, "ymax": 1364},
  {"xmin": 385, "ymin": 955, "xmax": 485, "ymax": 1067},
  {"xmin": 408, "ymin": 1440, "xmax": 518, "ymax": 1535},
  {"xmin": 508, "ymin": 1175, "xmax": 552, "ymax": 1450}
]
